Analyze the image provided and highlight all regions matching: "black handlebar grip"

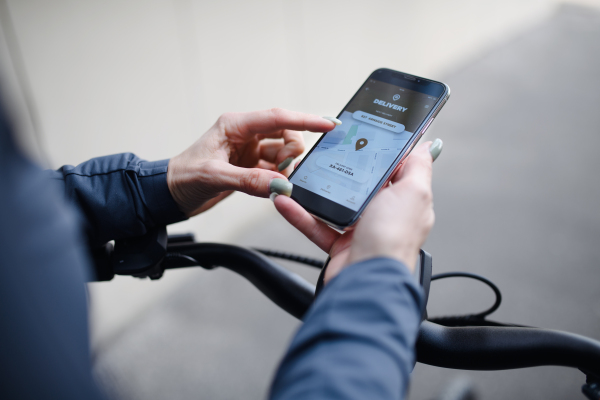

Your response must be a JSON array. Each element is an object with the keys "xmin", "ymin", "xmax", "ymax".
[{"xmin": 417, "ymin": 320, "xmax": 600, "ymax": 378}]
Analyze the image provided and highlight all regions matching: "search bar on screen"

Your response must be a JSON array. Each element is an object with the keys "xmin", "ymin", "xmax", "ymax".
[{"xmin": 352, "ymin": 111, "xmax": 405, "ymax": 133}]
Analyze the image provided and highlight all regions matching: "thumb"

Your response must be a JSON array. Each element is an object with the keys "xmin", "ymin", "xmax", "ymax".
[{"xmin": 210, "ymin": 161, "xmax": 288, "ymax": 198}]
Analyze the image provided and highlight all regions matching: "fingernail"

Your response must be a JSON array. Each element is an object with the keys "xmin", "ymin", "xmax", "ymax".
[
  {"xmin": 270, "ymin": 192, "xmax": 278, "ymax": 202},
  {"xmin": 429, "ymin": 138, "xmax": 443, "ymax": 162},
  {"xmin": 322, "ymin": 116, "xmax": 342, "ymax": 126},
  {"xmin": 277, "ymin": 157, "xmax": 294, "ymax": 171},
  {"xmin": 269, "ymin": 178, "xmax": 293, "ymax": 197}
]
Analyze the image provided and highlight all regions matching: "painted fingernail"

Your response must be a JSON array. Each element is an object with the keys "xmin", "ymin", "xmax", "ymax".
[
  {"xmin": 270, "ymin": 192, "xmax": 278, "ymax": 202},
  {"xmin": 277, "ymin": 157, "xmax": 294, "ymax": 171},
  {"xmin": 269, "ymin": 178, "xmax": 293, "ymax": 197},
  {"xmin": 429, "ymin": 138, "xmax": 443, "ymax": 162},
  {"xmin": 322, "ymin": 116, "xmax": 342, "ymax": 126}
]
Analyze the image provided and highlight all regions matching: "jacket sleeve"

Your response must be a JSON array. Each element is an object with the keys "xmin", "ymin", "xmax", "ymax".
[
  {"xmin": 0, "ymin": 108, "xmax": 106, "ymax": 399},
  {"xmin": 46, "ymin": 153, "xmax": 187, "ymax": 246},
  {"xmin": 269, "ymin": 257, "xmax": 424, "ymax": 400}
]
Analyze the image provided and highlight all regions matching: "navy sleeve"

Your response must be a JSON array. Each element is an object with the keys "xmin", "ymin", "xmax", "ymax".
[
  {"xmin": 269, "ymin": 257, "xmax": 424, "ymax": 400},
  {"xmin": 47, "ymin": 153, "xmax": 187, "ymax": 247},
  {"xmin": 0, "ymin": 109, "xmax": 106, "ymax": 398}
]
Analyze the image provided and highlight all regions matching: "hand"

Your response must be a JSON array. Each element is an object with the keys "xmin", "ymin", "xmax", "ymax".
[
  {"xmin": 167, "ymin": 108, "xmax": 335, "ymax": 217},
  {"xmin": 274, "ymin": 141, "xmax": 436, "ymax": 284}
]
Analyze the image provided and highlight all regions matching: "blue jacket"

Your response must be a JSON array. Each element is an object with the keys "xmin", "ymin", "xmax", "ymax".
[
  {"xmin": 0, "ymin": 104, "xmax": 423, "ymax": 399},
  {"xmin": 270, "ymin": 258, "xmax": 424, "ymax": 400}
]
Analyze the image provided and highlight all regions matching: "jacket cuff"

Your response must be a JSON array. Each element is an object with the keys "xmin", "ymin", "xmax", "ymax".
[
  {"xmin": 138, "ymin": 159, "xmax": 187, "ymax": 226},
  {"xmin": 333, "ymin": 257, "xmax": 418, "ymax": 283},
  {"xmin": 323, "ymin": 257, "xmax": 425, "ymax": 311}
]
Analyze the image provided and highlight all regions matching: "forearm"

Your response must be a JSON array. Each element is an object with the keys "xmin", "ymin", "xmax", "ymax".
[
  {"xmin": 269, "ymin": 257, "xmax": 424, "ymax": 400},
  {"xmin": 47, "ymin": 153, "xmax": 187, "ymax": 246}
]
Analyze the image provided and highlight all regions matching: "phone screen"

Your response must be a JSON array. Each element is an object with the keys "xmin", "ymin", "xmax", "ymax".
[{"xmin": 290, "ymin": 73, "xmax": 445, "ymax": 216}]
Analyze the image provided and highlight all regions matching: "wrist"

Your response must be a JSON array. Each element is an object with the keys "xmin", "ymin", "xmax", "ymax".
[
  {"xmin": 167, "ymin": 156, "xmax": 192, "ymax": 216},
  {"xmin": 347, "ymin": 246, "xmax": 419, "ymax": 273}
]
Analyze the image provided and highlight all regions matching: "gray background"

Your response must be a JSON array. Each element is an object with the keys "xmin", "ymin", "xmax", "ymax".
[{"xmin": 2, "ymin": 1, "xmax": 599, "ymax": 399}]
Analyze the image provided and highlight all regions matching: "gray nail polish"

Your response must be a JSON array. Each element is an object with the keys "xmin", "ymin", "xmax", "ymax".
[
  {"xmin": 270, "ymin": 192, "xmax": 278, "ymax": 202},
  {"xmin": 430, "ymin": 138, "xmax": 443, "ymax": 162},
  {"xmin": 269, "ymin": 178, "xmax": 293, "ymax": 197},
  {"xmin": 277, "ymin": 157, "xmax": 294, "ymax": 171},
  {"xmin": 322, "ymin": 116, "xmax": 342, "ymax": 126}
]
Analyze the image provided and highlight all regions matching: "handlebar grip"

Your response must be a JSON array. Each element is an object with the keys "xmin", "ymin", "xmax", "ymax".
[
  {"xmin": 417, "ymin": 320, "xmax": 600, "ymax": 377},
  {"xmin": 166, "ymin": 243, "xmax": 315, "ymax": 319}
]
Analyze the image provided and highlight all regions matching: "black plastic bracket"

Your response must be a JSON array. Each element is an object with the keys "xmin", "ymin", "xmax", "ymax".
[
  {"xmin": 112, "ymin": 226, "xmax": 168, "ymax": 279},
  {"xmin": 582, "ymin": 382, "xmax": 600, "ymax": 400},
  {"xmin": 420, "ymin": 249, "xmax": 432, "ymax": 310},
  {"xmin": 90, "ymin": 242, "xmax": 115, "ymax": 281}
]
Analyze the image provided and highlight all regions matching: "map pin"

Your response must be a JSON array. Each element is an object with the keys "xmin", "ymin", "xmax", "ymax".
[{"xmin": 355, "ymin": 138, "xmax": 368, "ymax": 151}]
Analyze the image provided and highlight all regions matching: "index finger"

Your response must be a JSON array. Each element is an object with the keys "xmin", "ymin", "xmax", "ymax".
[{"xmin": 224, "ymin": 108, "xmax": 336, "ymax": 137}]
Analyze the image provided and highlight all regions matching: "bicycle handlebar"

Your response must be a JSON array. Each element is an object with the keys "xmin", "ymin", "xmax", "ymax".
[
  {"xmin": 165, "ymin": 242, "xmax": 314, "ymax": 320},
  {"xmin": 417, "ymin": 321, "xmax": 600, "ymax": 378},
  {"xmin": 100, "ymin": 233, "xmax": 600, "ymax": 380},
  {"xmin": 166, "ymin": 241, "xmax": 600, "ymax": 378}
]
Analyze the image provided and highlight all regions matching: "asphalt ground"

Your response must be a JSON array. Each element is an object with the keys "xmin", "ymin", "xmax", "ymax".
[{"xmin": 93, "ymin": 5, "xmax": 600, "ymax": 400}]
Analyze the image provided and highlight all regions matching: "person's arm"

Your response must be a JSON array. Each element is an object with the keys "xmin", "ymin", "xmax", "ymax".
[
  {"xmin": 269, "ymin": 257, "xmax": 424, "ymax": 400},
  {"xmin": 46, "ymin": 109, "xmax": 337, "ymax": 247},
  {"xmin": 271, "ymin": 141, "xmax": 440, "ymax": 400},
  {"xmin": 47, "ymin": 153, "xmax": 187, "ymax": 247}
]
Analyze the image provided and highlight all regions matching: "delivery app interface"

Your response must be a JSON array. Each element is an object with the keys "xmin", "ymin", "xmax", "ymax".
[{"xmin": 290, "ymin": 79, "xmax": 438, "ymax": 211}]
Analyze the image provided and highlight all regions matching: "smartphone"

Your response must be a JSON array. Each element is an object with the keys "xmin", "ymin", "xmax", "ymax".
[{"xmin": 288, "ymin": 68, "xmax": 450, "ymax": 229}]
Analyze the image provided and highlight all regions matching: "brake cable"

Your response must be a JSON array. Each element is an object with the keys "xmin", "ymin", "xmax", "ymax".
[
  {"xmin": 425, "ymin": 271, "xmax": 525, "ymax": 328},
  {"xmin": 252, "ymin": 248, "xmax": 325, "ymax": 268}
]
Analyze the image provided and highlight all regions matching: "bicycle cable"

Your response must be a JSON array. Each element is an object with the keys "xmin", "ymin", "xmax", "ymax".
[
  {"xmin": 428, "ymin": 272, "xmax": 502, "ymax": 321},
  {"xmin": 252, "ymin": 248, "xmax": 325, "ymax": 268}
]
